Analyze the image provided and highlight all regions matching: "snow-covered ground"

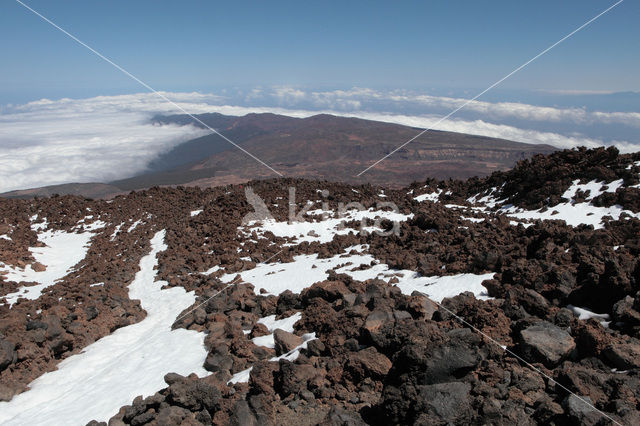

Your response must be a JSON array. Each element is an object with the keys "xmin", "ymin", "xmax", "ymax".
[
  {"xmin": 340, "ymin": 260, "xmax": 494, "ymax": 302},
  {"xmin": 251, "ymin": 312, "xmax": 302, "ymax": 349},
  {"xmin": 241, "ymin": 207, "xmax": 413, "ymax": 245},
  {"xmin": 219, "ymin": 249, "xmax": 376, "ymax": 295},
  {"xmin": 110, "ymin": 223, "xmax": 123, "ymax": 241},
  {"xmin": 221, "ymin": 246, "xmax": 493, "ymax": 302},
  {"xmin": 0, "ymin": 231, "xmax": 208, "ymax": 425},
  {"xmin": 567, "ymin": 304, "xmax": 610, "ymax": 327},
  {"xmin": 414, "ymin": 188, "xmax": 443, "ymax": 202},
  {"xmin": 501, "ymin": 202, "xmax": 639, "ymax": 229},
  {"xmin": 229, "ymin": 332, "xmax": 316, "ymax": 385},
  {"xmin": 561, "ymin": 179, "xmax": 623, "ymax": 201},
  {"xmin": 127, "ymin": 219, "xmax": 143, "ymax": 232},
  {"xmin": 499, "ymin": 179, "xmax": 640, "ymax": 229},
  {"xmin": 463, "ymin": 180, "xmax": 640, "ymax": 230},
  {"xmin": 0, "ymin": 222, "xmax": 103, "ymax": 306}
]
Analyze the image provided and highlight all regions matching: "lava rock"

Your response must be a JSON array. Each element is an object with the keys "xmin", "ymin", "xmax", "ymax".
[
  {"xmin": 345, "ymin": 347, "xmax": 392, "ymax": 381},
  {"xmin": 415, "ymin": 382, "xmax": 472, "ymax": 424},
  {"xmin": 301, "ymin": 280, "xmax": 350, "ymax": 303},
  {"xmin": 166, "ymin": 376, "xmax": 221, "ymax": 412},
  {"xmin": 603, "ymin": 341, "xmax": 640, "ymax": 370},
  {"xmin": 562, "ymin": 394, "xmax": 603, "ymax": 426},
  {"xmin": 273, "ymin": 329, "xmax": 302, "ymax": 356},
  {"xmin": 0, "ymin": 337, "xmax": 17, "ymax": 372},
  {"xmin": 519, "ymin": 322, "xmax": 576, "ymax": 367}
]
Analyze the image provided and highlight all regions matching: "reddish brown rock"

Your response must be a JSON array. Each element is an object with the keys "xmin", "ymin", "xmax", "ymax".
[
  {"xmin": 273, "ymin": 329, "xmax": 303, "ymax": 356},
  {"xmin": 31, "ymin": 262, "xmax": 46, "ymax": 272},
  {"xmin": 345, "ymin": 346, "xmax": 392, "ymax": 380}
]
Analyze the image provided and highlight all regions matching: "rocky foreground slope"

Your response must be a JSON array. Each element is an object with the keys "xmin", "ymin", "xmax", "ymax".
[{"xmin": 0, "ymin": 147, "xmax": 639, "ymax": 425}]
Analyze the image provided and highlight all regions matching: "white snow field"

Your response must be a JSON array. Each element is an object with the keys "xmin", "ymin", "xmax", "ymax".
[
  {"xmin": 220, "ymin": 249, "xmax": 375, "ymax": 295},
  {"xmin": 0, "ymin": 222, "xmax": 102, "ymax": 306},
  {"xmin": 0, "ymin": 230, "xmax": 208, "ymax": 425},
  {"xmin": 501, "ymin": 202, "xmax": 640, "ymax": 229},
  {"xmin": 242, "ymin": 207, "xmax": 414, "ymax": 245},
  {"xmin": 499, "ymin": 179, "xmax": 640, "ymax": 229},
  {"xmin": 461, "ymin": 179, "xmax": 640, "ymax": 230},
  {"xmin": 341, "ymin": 262, "xmax": 494, "ymax": 302},
  {"xmin": 221, "ymin": 246, "xmax": 494, "ymax": 302}
]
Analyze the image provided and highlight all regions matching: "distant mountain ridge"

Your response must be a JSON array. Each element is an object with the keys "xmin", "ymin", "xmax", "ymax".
[{"xmin": 2, "ymin": 112, "xmax": 557, "ymax": 199}]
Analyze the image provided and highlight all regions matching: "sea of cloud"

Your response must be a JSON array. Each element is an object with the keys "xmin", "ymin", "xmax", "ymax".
[{"xmin": 0, "ymin": 89, "xmax": 638, "ymax": 193}]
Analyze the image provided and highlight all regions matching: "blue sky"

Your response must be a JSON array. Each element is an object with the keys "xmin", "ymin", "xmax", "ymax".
[
  {"xmin": 1, "ymin": 1, "xmax": 639, "ymax": 192},
  {"xmin": 1, "ymin": 0, "xmax": 637, "ymax": 103}
]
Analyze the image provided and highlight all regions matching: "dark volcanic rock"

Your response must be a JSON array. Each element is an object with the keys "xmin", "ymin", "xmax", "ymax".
[
  {"xmin": 0, "ymin": 336, "xmax": 16, "ymax": 371},
  {"xmin": 562, "ymin": 395, "xmax": 603, "ymax": 426},
  {"xmin": 518, "ymin": 322, "xmax": 576, "ymax": 367},
  {"xmin": 415, "ymin": 382, "xmax": 472, "ymax": 424},
  {"xmin": 603, "ymin": 341, "xmax": 640, "ymax": 370}
]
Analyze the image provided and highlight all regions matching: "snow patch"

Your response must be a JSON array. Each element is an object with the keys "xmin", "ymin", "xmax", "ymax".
[
  {"xmin": 30, "ymin": 215, "xmax": 48, "ymax": 231},
  {"xmin": 219, "ymin": 250, "xmax": 376, "ymax": 295},
  {"xmin": 501, "ymin": 202, "xmax": 639, "ymax": 229},
  {"xmin": 110, "ymin": 223, "xmax": 123, "ymax": 241},
  {"xmin": 242, "ymin": 208, "xmax": 413, "ymax": 245},
  {"xmin": 127, "ymin": 219, "xmax": 143, "ymax": 233},
  {"xmin": 461, "ymin": 216, "xmax": 485, "ymax": 223},
  {"xmin": 414, "ymin": 189, "xmax": 442, "ymax": 202},
  {"xmin": 201, "ymin": 265, "xmax": 221, "ymax": 275},
  {"xmin": 567, "ymin": 304, "xmax": 610, "ymax": 326},
  {"xmin": 222, "ymin": 247, "xmax": 493, "ymax": 303},
  {"xmin": 0, "ymin": 230, "xmax": 208, "ymax": 425},
  {"xmin": 561, "ymin": 179, "xmax": 623, "ymax": 201},
  {"xmin": 252, "ymin": 312, "xmax": 302, "ymax": 349},
  {"xmin": 1, "ymin": 229, "xmax": 98, "ymax": 306},
  {"xmin": 228, "ymin": 332, "xmax": 317, "ymax": 385}
]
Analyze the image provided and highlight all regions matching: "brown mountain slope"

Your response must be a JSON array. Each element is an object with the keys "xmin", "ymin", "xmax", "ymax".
[
  {"xmin": 117, "ymin": 113, "xmax": 557, "ymax": 190},
  {"xmin": 1, "ymin": 113, "xmax": 557, "ymax": 199},
  {"xmin": 0, "ymin": 183, "xmax": 124, "ymax": 200}
]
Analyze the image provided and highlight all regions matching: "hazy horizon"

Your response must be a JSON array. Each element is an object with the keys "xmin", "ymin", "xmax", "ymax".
[{"xmin": 1, "ymin": 0, "xmax": 638, "ymax": 191}]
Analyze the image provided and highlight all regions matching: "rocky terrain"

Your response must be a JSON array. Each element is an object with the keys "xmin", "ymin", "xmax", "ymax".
[{"xmin": 0, "ymin": 147, "xmax": 639, "ymax": 425}]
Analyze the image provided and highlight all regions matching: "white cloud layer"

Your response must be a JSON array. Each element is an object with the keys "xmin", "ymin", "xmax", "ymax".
[
  {"xmin": 329, "ymin": 89, "xmax": 640, "ymax": 127},
  {"xmin": 1, "ymin": 90, "xmax": 638, "ymax": 193},
  {"xmin": 0, "ymin": 93, "xmax": 225, "ymax": 192}
]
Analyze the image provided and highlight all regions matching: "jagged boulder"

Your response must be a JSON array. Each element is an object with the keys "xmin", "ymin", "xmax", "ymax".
[
  {"xmin": 0, "ymin": 337, "xmax": 16, "ymax": 372},
  {"xmin": 603, "ymin": 341, "xmax": 640, "ymax": 370},
  {"xmin": 273, "ymin": 329, "xmax": 302, "ymax": 356},
  {"xmin": 519, "ymin": 322, "xmax": 575, "ymax": 367}
]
